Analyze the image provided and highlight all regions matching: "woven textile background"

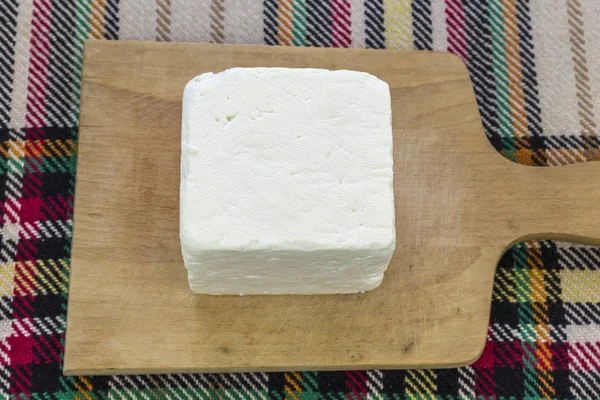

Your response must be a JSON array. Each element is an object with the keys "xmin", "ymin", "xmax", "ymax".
[{"xmin": 1, "ymin": 0, "xmax": 600, "ymax": 398}]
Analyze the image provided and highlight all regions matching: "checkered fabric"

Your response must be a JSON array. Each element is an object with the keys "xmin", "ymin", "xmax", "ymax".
[{"xmin": 1, "ymin": 0, "xmax": 600, "ymax": 398}]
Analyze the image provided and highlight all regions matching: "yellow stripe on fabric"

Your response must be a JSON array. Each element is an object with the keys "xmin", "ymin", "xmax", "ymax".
[
  {"xmin": 0, "ymin": 139, "xmax": 76, "ymax": 158},
  {"xmin": 545, "ymin": 269, "xmax": 562, "ymax": 302},
  {"xmin": 74, "ymin": 379, "xmax": 93, "ymax": 400},
  {"xmin": 14, "ymin": 261, "xmax": 36, "ymax": 296},
  {"xmin": 9, "ymin": 259, "xmax": 69, "ymax": 297},
  {"xmin": 528, "ymin": 246, "xmax": 551, "ymax": 350},
  {"xmin": 0, "ymin": 140, "xmax": 25, "ymax": 159},
  {"xmin": 79, "ymin": 376, "xmax": 93, "ymax": 391},
  {"xmin": 284, "ymin": 372, "xmax": 302, "ymax": 400},
  {"xmin": 421, "ymin": 370, "xmax": 436, "ymax": 391},
  {"xmin": 49, "ymin": 259, "xmax": 70, "ymax": 287},
  {"xmin": 277, "ymin": 0, "xmax": 294, "ymax": 46},
  {"xmin": 38, "ymin": 260, "xmax": 68, "ymax": 294},
  {"xmin": 384, "ymin": 0, "xmax": 413, "ymax": 49},
  {"xmin": 493, "ymin": 268, "xmax": 517, "ymax": 302},
  {"xmin": 19, "ymin": 262, "xmax": 38, "ymax": 296},
  {"xmin": 58, "ymin": 258, "xmax": 70, "ymax": 271},
  {"xmin": 29, "ymin": 260, "xmax": 49, "ymax": 296},
  {"xmin": 533, "ymin": 302, "xmax": 550, "ymax": 339},
  {"xmin": 405, "ymin": 370, "xmax": 437, "ymax": 398},
  {"xmin": 0, "ymin": 263, "xmax": 16, "ymax": 296},
  {"xmin": 501, "ymin": 0, "xmax": 538, "ymax": 165},
  {"xmin": 528, "ymin": 259, "xmax": 545, "ymax": 304},
  {"xmin": 89, "ymin": 0, "xmax": 107, "ymax": 40},
  {"xmin": 502, "ymin": 0, "xmax": 528, "ymax": 134},
  {"xmin": 47, "ymin": 139, "xmax": 76, "ymax": 157},
  {"xmin": 561, "ymin": 269, "xmax": 600, "ymax": 302},
  {"xmin": 58, "ymin": 259, "xmax": 71, "ymax": 288},
  {"xmin": 530, "ymin": 249, "xmax": 555, "ymax": 400}
]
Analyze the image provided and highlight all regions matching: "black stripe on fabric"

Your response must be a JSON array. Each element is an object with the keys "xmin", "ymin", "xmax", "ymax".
[
  {"xmin": 264, "ymin": 0, "xmax": 279, "ymax": 45},
  {"xmin": 0, "ymin": 0, "xmax": 19, "ymax": 127},
  {"xmin": 516, "ymin": 0, "xmax": 541, "ymax": 135},
  {"xmin": 11, "ymin": 294, "xmax": 32, "ymax": 320},
  {"xmin": 545, "ymin": 135, "xmax": 600, "ymax": 163},
  {"xmin": 306, "ymin": 0, "xmax": 332, "ymax": 47},
  {"xmin": 365, "ymin": 0, "xmax": 384, "ymax": 49},
  {"xmin": 435, "ymin": 369, "xmax": 460, "ymax": 397},
  {"xmin": 570, "ymin": 370, "xmax": 600, "ymax": 400},
  {"xmin": 581, "ymin": 134, "xmax": 600, "ymax": 153},
  {"xmin": 381, "ymin": 371, "xmax": 408, "ymax": 395},
  {"xmin": 412, "ymin": 0, "xmax": 432, "ymax": 50},
  {"xmin": 0, "ymin": 365, "xmax": 11, "ymax": 395},
  {"xmin": 134, "ymin": 374, "xmax": 159, "ymax": 390},
  {"xmin": 316, "ymin": 371, "xmax": 351, "ymax": 395},
  {"xmin": 31, "ymin": 293, "xmax": 64, "ymax": 319},
  {"xmin": 30, "ymin": 363, "xmax": 68, "ymax": 393},
  {"xmin": 47, "ymin": 0, "xmax": 77, "ymax": 127},
  {"xmin": 0, "ymin": 239, "xmax": 18, "ymax": 263},
  {"xmin": 464, "ymin": 0, "xmax": 500, "ymax": 149},
  {"xmin": 549, "ymin": 321, "xmax": 567, "ymax": 342},
  {"xmin": 8, "ymin": 365, "xmax": 33, "ymax": 397},
  {"xmin": 560, "ymin": 245, "xmax": 600, "ymax": 270},
  {"xmin": 104, "ymin": 0, "xmax": 120, "ymax": 40},
  {"xmin": 540, "ymin": 240, "xmax": 559, "ymax": 270},
  {"xmin": 173, "ymin": 374, "xmax": 196, "ymax": 389},
  {"xmin": 565, "ymin": 303, "xmax": 600, "ymax": 325},
  {"xmin": 493, "ymin": 340, "xmax": 521, "ymax": 368},
  {"xmin": 0, "ymin": 297, "xmax": 11, "ymax": 320},
  {"xmin": 516, "ymin": 0, "xmax": 546, "ymax": 165},
  {"xmin": 31, "ymin": 334, "xmax": 59, "ymax": 365}
]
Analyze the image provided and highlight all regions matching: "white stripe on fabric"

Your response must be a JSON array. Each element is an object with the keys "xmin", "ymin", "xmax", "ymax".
[
  {"xmin": 170, "ymin": 0, "xmax": 212, "ymax": 43},
  {"xmin": 225, "ymin": 0, "xmax": 263, "ymax": 44},
  {"xmin": 350, "ymin": 0, "xmax": 365, "ymax": 48},
  {"xmin": 530, "ymin": 0, "xmax": 579, "ymax": 137},
  {"xmin": 118, "ymin": 0, "xmax": 158, "ymax": 41},
  {"xmin": 582, "ymin": 0, "xmax": 600, "ymax": 134}
]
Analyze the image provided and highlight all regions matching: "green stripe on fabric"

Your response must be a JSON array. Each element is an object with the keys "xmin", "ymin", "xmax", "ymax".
[
  {"xmin": 489, "ymin": 0, "xmax": 515, "ymax": 161},
  {"xmin": 500, "ymin": 137, "xmax": 518, "ymax": 162},
  {"xmin": 24, "ymin": 155, "xmax": 76, "ymax": 174},
  {"xmin": 302, "ymin": 371, "xmax": 319, "ymax": 391},
  {"xmin": 6, "ymin": 158, "xmax": 24, "ymax": 175},
  {"xmin": 67, "ymin": 132, "xmax": 78, "ymax": 206},
  {"xmin": 513, "ymin": 244, "xmax": 539, "ymax": 399},
  {"xmin": 59, "ymin": 258, "xmax": 71, "ymax": 367},
  {"xmin": 513, "ymin": 246, "xmax": 530, "ymax": 301},
  {"xmin": 58, "ymin": 375, "xmax": 77, "ymax": 395},
  {"xmin": 292, "ymin": 0, "xmax": 307, "ymax": 46},
  {"xmin": 71, "ymin": 0, "xmax": 94, "ymax": 126},
  {"xmin": 270, "ymin": 391, "xmax": 284, "ymax": 400},
  {"xmin": 28, "ymin": 156, "xmax": 51, "ymax": 173}
]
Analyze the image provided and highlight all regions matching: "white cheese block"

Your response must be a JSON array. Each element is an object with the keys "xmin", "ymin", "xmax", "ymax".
[{"xmin": 180, "ymin": 67, "xmax": 395, "ymax": 295}]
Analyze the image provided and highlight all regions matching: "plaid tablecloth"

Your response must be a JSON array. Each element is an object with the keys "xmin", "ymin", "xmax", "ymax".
[{"xmin": 1, "ymin": 0, "xmax": 600, "ymax": 398}]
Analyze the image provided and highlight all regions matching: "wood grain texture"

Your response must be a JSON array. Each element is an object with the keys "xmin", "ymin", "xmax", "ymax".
[{"xmin": 64, "ymin": 40, "xmax": 600, "ymax": 375}]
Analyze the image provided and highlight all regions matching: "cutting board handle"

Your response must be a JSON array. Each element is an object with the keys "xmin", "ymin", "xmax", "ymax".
[{"xmin": 504, "ymin": 160, "xmax": 600, "ymax": 245}]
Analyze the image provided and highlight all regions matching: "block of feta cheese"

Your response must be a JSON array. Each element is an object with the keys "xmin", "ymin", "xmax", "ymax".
[{"xmin": 180, "ymin": 68, "xmax": 395, "ymax": 295}]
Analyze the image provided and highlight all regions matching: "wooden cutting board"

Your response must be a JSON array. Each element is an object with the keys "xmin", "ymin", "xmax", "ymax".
[{"xmin": 64, "ymin": 40, "xmax": 600, "ymax": 375}]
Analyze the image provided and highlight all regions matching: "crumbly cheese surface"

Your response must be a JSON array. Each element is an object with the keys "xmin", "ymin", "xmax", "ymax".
[{"xmin": 180, "ymin": 67, "xmax": 395, "ymax": 295}]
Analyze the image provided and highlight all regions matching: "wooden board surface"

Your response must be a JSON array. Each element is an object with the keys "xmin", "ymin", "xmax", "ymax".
[{"xmin": 64, "ymin": 40, "xmax": 600, "ymax": 375}]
